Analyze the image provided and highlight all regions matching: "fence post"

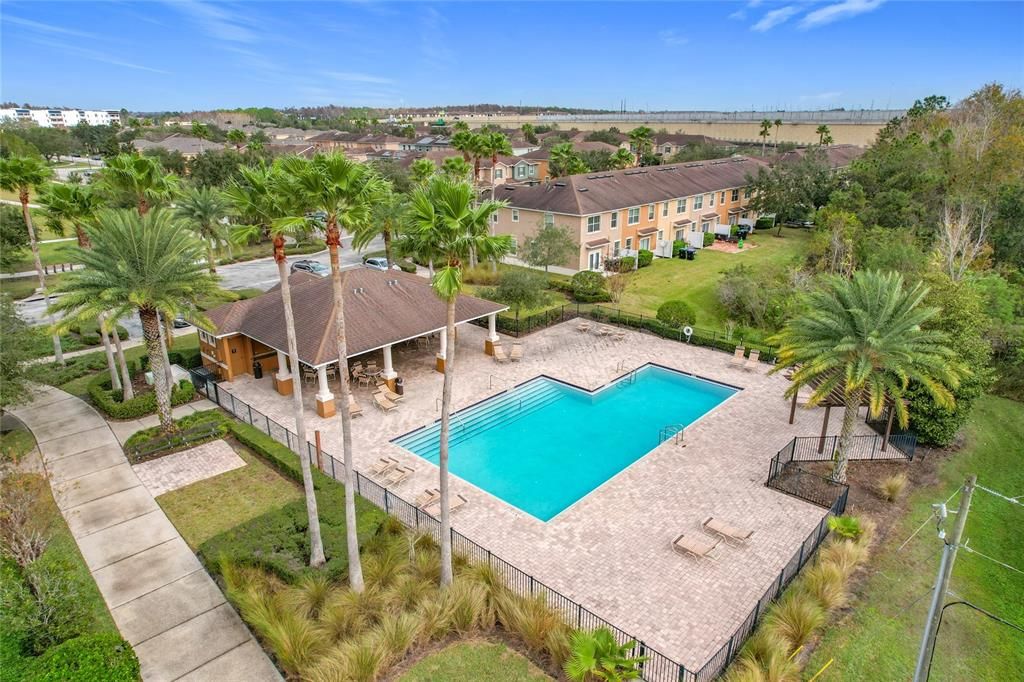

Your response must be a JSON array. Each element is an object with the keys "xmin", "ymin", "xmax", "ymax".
[
  {"xmin": 725, "ymin": 635, "xmax": 735, "ymax": 664},
  {"xmin": 384, "ymin": 489, "xmax": 390, "ymax": 514},
  {"xmin": 314, "ymin": 430, "xmax": 323, "ymax": 471},
  {"xmin": 247, "ymin": 404, "xmax": 253, "ymax": 425},
  {"xmin": 265, "ymin": 414, "xmax": 271, "ymax": 435}
]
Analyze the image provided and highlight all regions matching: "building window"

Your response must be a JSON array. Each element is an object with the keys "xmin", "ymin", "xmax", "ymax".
[
  {"xmin": 588, "ymin": 251, "xmax": 601, "ymax": 271},
  {"xmin": 492, "ymin": 213, "xmax": 498, "ymax": 223},
  {"xmin": 709, "ymin": 193, "xmax": 715, "ymax": 207},
  {"xmin": 627, "ymin": 207, "xmax": 640, "ymax": 225},
  {"xmin": 647, "ymin": 204, "xmax": 655, "ymax": 220},
  {"xmin": 701, "ymin": 221, "xmax": 711, "ymax": 232},
  {"xmin": 625, "ymin": 237, "xmax": 633, "ymax": 250},
  {"xmin": 544, "ymin": 212, "xmax": 554, "ymax": 226},
  {"xmin": 509, "ymin": 236, "xmax": 518, "ymax": 253},
  {"xmin": 587, "ymin": 215, "xmax": 601, "ymax": 233},
  {"xmin": 528, "ymin": 165, "xmax": 536, "ymax": 177},
  {"xmin": 495, "ymin": 168, "xmax": 504, "ymax": 179},
  {"xmin": 741, "ymin": 212, "xmax": 749, "ymax": 219},
  {"xmin": 676, "ymin": 199, "xmax": 686, "ymax": 213},
  {"xmin": 613, "ymin": 240, "xmax": 621, "ymax": 256},
  {"xmin": 693, "ymin": 195, "xmax": 703, "ymax": 210},
  {"xmin": 640, "ymin": 237, "xmax": 651, "ymax": 250},
  {"xmin": 674, "ymin": 228, "xmax": 684, "ymax": 241},
  {"xmin": 662, "ymin": 202, "xmax": 669, "ymax": 217},
  {"xmin": 610, "ymin": 211, "xmax": 618, "ymax": 229},
  {"xmin": 744, "ymin": 188, "xmax": 752, "ymax": 199},
  {"xmin": 731, "ymin": 189, "xmax": 740, "ymax": 202},
  {"xmin": 516, "ymin": 165, "xmax": 527, "ymax": 179},
  {"xmin": 720, "ymin": 191, "xmax": 726, "ymax": 203},
  {"xmin": 511, "ymin": 209, "xmax": 519, "ymax": 223}
]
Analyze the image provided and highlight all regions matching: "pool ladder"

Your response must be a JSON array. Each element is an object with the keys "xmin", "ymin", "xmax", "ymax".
[
  {"xmin": 659, "ymin": 424, "xmax": 686, "ymax": 445},
  {"xmin": 617, "ymin": 368, "xmax": 638, "ymax": 387}
]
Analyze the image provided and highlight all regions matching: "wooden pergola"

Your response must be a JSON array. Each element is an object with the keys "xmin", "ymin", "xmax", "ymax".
[{"xmin": 786, "ymin": 371, "xmax": 901, "ymax": 453}]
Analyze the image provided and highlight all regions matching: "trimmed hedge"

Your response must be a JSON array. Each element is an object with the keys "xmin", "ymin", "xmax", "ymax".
[
  {"xmin": 672, "ymin": 240, "xmax": 687, "ymax": 258},
  {"xmin": 123, "ymin": 410, "xmax": 229, "ymax": 462},
  {"xmin": 34, "ymin": 355, "xmax": 109, "ymax": 388},
  {"xmin": 656, "ymin": 300, "xmax": 697, "ymax": 328},
  {"xmin": 88, "ymin": 375, "xmax": 195, "ymax": 420},
  {"xmin": 637, "ymin": 249, "xmax": 653, "ymax": 268},
  {"xmin": 198, "ymin": 421, "xmax": 388, "ymax": 582},
  {"xmin": 569, "ymin": 270, "xmax": 612, "ymax": 303},
  {"xmin": 703, "ymin": 232, "xmax": 716, "ymax": 247},
  {"xmin": 30, "ymin": 633, "xmax": 139, "ymax": 682}
]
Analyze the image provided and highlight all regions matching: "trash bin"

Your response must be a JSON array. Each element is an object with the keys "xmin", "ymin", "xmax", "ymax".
[
  {"xmin": 686, "ymin": 248, "xmax": 696, "ymax": 261},
  {"xmin": 395, "ymin": 378, "xmax": 405, "ymax": 396},
  {"xmin": 253, "ymin": 360, "xmax": 263, "ymax": 379}
]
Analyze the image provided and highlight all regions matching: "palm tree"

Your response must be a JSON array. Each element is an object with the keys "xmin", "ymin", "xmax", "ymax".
[
  {"xmin": 440, "ymin": 157, "xmax": 472, "ymax": 182},
  {"xmin": 191, "ymin": 122, "xmax": 210, "ymax": 152},
  {"xmin": 450, "ymin": 130, "xmax": 475, "ymax": 162},
  {"xmin": 224, "ymin": 161, "xmax": 327, "ymax": 568},
  {"xmin": 227, "ymin": 129, "xmax": 246, "ymax": 151},
  {"xmin": 404, "ymin": 176, "xmax": 513, "ymax": 586},
  {"xmin": 99, "ymin": 153, "xmax": 178, "ymax": 215},
  {"xmin": 468, "ymin": 133, "xmax": 487, "ymax": 185},
  {"xmin": 279, "ymin": 153, "xmax": 387, "ymax": 589},
  {"xmin": 815, "ymin": 124, "xmax": 831, "ymax": 146},
  {"xmin": 628, "ymin": 126, "xmax": 653, "ymax": 163},
  {"xmin": 37, "ymin": 182, "xmax": 100, "ymax": 248},
  {"xmin": 51, "ymin": 209, "xmax": 218, "ymax": 433},
  {"xmin": 759, "ymin": 119, "xmax": 772, "ymax": 156},
  {"xmin": 520, "ymin": 122, "xmax": 537, "ymax": 144},
  {"xmin": 409, "ymin": 157, "xmax": 436, "ymax": 187},
  {"xmin": 770, "ymin": 271, "xmax": 965, "ymax": 484},
  {"xmin": 610, "ymin": 148, "xmax": 635, "ymax": 170},
  {"xmin": 175, "ymin": 185, "xmax": 231, "ymax": 273},
  {"xmin": 821, "ymin": 131, "xmax": 834, "ymax": 146},
  {"xmin": 550, "ymin": 143, "xmax": 586, "ymax": 177},
  {"xmin": 773, "ymin": 119, "xmax": 783, "ymax": 150},
  {"xmin": 354, "ymin": 188, "xmax": 406, "ymax": 268},
  {"xmin": 479, "ymin": 131, "xmax": 512, "ymax": 198},
  {"xmin": 0, "ymin": 156, "xmax": 63, "ymax": 364}
]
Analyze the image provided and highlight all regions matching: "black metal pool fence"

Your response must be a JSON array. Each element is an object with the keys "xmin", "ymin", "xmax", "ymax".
[{"xmin": 192, "ymin": 373, "xmax": 842, "ymax": 681}]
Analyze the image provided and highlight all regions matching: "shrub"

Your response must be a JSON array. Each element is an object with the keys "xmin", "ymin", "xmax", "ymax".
[
  {"xmin": 461, "ymin": 266, "xmax": 500, "ymax": 286},
  {"xmin": 33, "ymin": 354, "xmax": 108, "ymax": 388},
  {"xmin": 168, "ymin": 348, "xmax": 202, "ymax": 369},
  {"xmin": 88, "ymin": 376, "xmax": 195, "ymax": 420},
  {"xmin": 0, "ymin": 559, "xmax": 92, "ymax": 656},
  {"xmin": 763, "ymin": 590, "xmax": 825, "ymax": 651},
  {"xmin": 30, "ymin": 633, "xmax": 139, "ymax": 682},
  {"xmin": 879, "ymin": 473, "xmax": 908, "ymax": 502},
  {"xmin": 637, "ymin": 249, "xmax": 653, "ymax": 267},
  {"xmin": 826, "ymin": 515, "xmax": 863, "ymax": 541},
  {"xmin": 817, "ymin": 539, "xmax": 868, "ymax": 578},
  {"xmin": 672, "ymin": 240, "xmax": 687, "ymax": 258},
  {"xmin": 703, "ymin": 232, "xmax": 715, "ymax": 247},
  {"xmin": 656, "ymin": 300, "xmax": 697, "ymax": 328},
  {"xmin": 800, "ymin": 561, "xmax": 849, "ymax": 611},
  {"xmin": 564, "ymin": 627, "xmax": 647, "ymax": 682},
  {"xmin": 569, "ymin": 270, "xmax": 610, "ymax": 303},
  {"xmin": 396, "ymin": 259, "xmax": 417, "ymax": 274}
]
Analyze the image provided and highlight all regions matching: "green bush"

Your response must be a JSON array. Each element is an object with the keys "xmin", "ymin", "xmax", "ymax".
[
  {"xmin": 123, "ymin": 410, "xmax": 228, "ymax": 461},
  {"xmin": 396, "ymin": 260, "xmax": 417, "ymax": 274},
  {"xmin": 570, "ymin": 270, "xmax": 611, "ymax": 303},
  {"xmin": 123, "ymin": 409, "xmax": 227, "ymax": 451},
  {"xmin": 168, "ymin": 348, "xmax": 202, "ymax": 369},
  {"xmin": 656, "ymin": 300, "xmax": 697, "ymax": 328},
  {"xmin": 637, "ymin": 249, "xmax": 653, "ymax": 267},
  {"xmin": 88, "ymin": 375, "xmax": 195, "ymax": 419},
  {"xmin": 30, "ymin": 633, "xmax": 139, "ymax": 682},
  {"xmin": 671, "ymin": 240, "xmax": 687, "ymax": 258},
  {"xmin": 33, "ymin": 355, "xmax": 108, "ymax": 388},
  {"xmin": 462, "ymin": 266, "xmax": 500, "ymax": 286},
  {"xmin": 703, "ymin": 232, "xmax": 716, "ymax": 247}
]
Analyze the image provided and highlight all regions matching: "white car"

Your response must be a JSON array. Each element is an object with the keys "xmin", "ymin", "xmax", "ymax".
[{"xmin": 363, "ymin": 257, "xmax": 400, "ymax": 271}]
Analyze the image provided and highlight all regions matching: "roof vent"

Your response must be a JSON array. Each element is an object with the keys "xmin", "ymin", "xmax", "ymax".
[
  {"xmin": 387, "ymin": 279, "xmax": 399, "ymax": 286},
  {"xmin": 578, "ymin": 187, "xmax": 588, "ymax": 192},
  {"xmin": 352, "ymin": 287, "xmax": 365, "ymax": 294},
  {"xmin": 554, "ymin": 182, "xmax": 566, "ymax": 187}
]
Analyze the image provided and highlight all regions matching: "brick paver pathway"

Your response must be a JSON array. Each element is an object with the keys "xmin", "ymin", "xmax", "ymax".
[{"xmin": 133, "ymin": 440, "xmax": 246, "ymax": 497}]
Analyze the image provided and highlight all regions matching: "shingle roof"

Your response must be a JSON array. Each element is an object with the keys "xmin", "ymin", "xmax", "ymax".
[
  {"xmin": 774, "ymin": 144, "xmax": 864, "ymax": 169},
  {"xmin": 495, "ymin": 156, "xmax": 768, "ymax": 216},
  {"xmin": 133, "ymin": 135, "xmax": 228, "ymax": 155},
  {"xmin": 204, "ymin": 269, "xmax": 506, "ymax": 367}
]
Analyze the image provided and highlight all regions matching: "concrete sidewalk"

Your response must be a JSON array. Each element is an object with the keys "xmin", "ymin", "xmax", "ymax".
[{"xmin": 11, "ymin": 386, "xmax": 281, "ymax": 682}]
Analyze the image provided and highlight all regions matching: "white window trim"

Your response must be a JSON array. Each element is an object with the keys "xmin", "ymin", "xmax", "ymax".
[
  {"xmin": 627, "ymin": 207, "xmax": 640, "ymax": 225},
  {"xmin": 511, "ymin": 209, "xmax": 519, "ymax": 222},
  {"xmin": 586, "ymin": 215, "xmax": 601, "ymax": 233}
]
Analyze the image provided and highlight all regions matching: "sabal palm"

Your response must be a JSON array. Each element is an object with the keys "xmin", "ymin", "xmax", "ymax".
[
  {"xmin": 450, "ymin": 130, "xmax": 475, "ymax": 162},
  {"xmin": 774, "ymin": 118, "xmax": 783, "ymax": 150},
  {"xmin": 175, "ymin": 185, "xmax": 231, "ymax": 273},
  {"xmin": 440, "ymin": 157, "xmax": 472, "ymax": 182},
  {"xmin": 37, "ymin": 182, "xmax": 101, "ymax": 248},
  {"xmin": 405, "ymin": 176, "xmax": 512, "ymax": 586},
  {"xmin": 816, "ymin": 124, "xmax": 831, "ymax": 145},
  {"xmin": 278, "ymin": 153, "xmax": 387, "ymax": 590},
  {"xmin": 0, "ymin": 155, "xmax": 63, "ymax": 364},
  {"xmin": 610, "ymin": 148, "xmax": 635, "ymax": 170},
  {"xmin": 226, "ymin": 161, "xmax": 326, "ymax": 568},
  {"xmin": 564, "ymin": 627, "xmax": 647, "ymax": 681},
  {"xmin": 99, "ymin": 153, "xmax": 178, "ymax": 215},
  {"xmin": 409, "ymin": 157, "xmax": 436, "ymax": 186},
  {"xmin": 550, "ymin": 143, "xmax": 578, "ymax": 178},
  {"xmin": 51, "ymin": 209, "xmax": 218, "ymax": 433},
  {"xmin": 628, "ymin": 126, "xmax": 653, "ymax": 160},
  {"xmin": 354, "ymin": 188, "xmax": 406, "ymax": 267},
  {"xmin": 759, "ymin": 119, "xmax": 772, "ymax": 156},
  {"xmin": 480, "ymin": 131, "xmax": 512, "ymax": 197},
  {"xmin": 770, "ymin": 271, "xmax": 964, "ymax": 483},
  {"xmin": 227, "ymin": 129, "xmax": 246, "ymax": 150}
]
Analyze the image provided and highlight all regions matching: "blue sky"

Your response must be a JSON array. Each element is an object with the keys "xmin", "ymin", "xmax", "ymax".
[{"xmin": 2, "ymin": 1, "xmax": 1021, "ymax": 112}]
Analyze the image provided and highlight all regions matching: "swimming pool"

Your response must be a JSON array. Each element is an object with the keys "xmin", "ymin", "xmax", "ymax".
[{"xmin": 393, "ymin": 365, "xmax": 739, "ymax": 521}]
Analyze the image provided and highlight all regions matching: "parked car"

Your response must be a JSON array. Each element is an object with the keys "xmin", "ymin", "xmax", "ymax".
[
  {"xmin": 172, "ymin": 315, "xmax": 191, "ymax": 329},
  {"xmin": 290, "ymin": 259, "xmax": 330, "ymax": 277},
  {"xmin": 783, "ymin": 219, "xmax": 815, "ymax": 228},
  {"xmin": 363, "ymin": 256, "xmax": 399, "ymax": 271}
]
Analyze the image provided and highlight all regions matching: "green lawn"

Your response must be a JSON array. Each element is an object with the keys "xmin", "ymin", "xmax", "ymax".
[
  {"xmin": 617, "ymin": 227, "xmax": 813, "ymax": 330},
  {"xmin": 156, "ymin": 441, "xmax": 301, "ymax": 549},
  {"xmin": 399, "ymin": 640, "xmax": 553, "ymax": 682},
  {"xmin": 1, "ymin": 240, "xmax": 81, "ymax": 274},
  {"xmin": 53, "ymin": 332, "xmax": 199, "ymax": 397},
  {"xmin": 0, "ymin": 424, "xmax": 36, "ymax": 466},
  {"xmin": 807, "ymin": 395, "xmax": 1024, "ymax": 681}
]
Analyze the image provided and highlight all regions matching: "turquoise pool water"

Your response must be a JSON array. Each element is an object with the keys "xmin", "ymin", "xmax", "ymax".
[{"xmin": 393, "ymin": 365, "xmax": 738, "ymax": 521}]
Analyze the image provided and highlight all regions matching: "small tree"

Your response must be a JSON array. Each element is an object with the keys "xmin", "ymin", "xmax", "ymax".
[
  {"xmin": 565, "ymin": 627, "xmax": 647, "ymax": 681},
  {"xmin": 656, "ymin": 300, "xmax": 697, "ymax": 328},
  {"xmin": 483, "ymin": 268, "xmax": 548, "ymax": 315},
  {"xmin": 521, "ymin": 222, "xmax": 576, "ymax": 272}
]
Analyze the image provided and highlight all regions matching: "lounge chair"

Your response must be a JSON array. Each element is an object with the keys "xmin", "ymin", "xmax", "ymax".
[
  {"xmin": 671, "ymin": 533, "xmax": 721, "ymax": 560},
  {"xmin": 729, "ymin": 346, "xmax": 746, "ymax": 366},
  {"xmin": 377, "ymin": 386, "xmax": 404, "ymax": 402},
  {"xmin": 415, "ymin": 488, "xmax": 441, "ymax": 509},
  {"xmin": 373, "ymin": 392, "xmax": 398, "ymax": 413},
  {"xmin": 369, "ymin": 456, "xmax": 399, "ymax": 476},
  {"xmin": 598, "ymin": 326, "xmax": 612, "ymax": 337},
  {"xmin": 510, "ymin": 343, "xmax": 523, "ymax": 361},
  {"xmin": 349, "ymin": 394, "xmax": 364, "ymax": 417},
  {"xmin": 701, "ymin": 517, "xmax": 755, "ymax": 546},
  {"xmin": 424, "ymin": 493, "xmax": 468, "ymax": 517},
  {"xmin": 744, "ymin": 349, "xmax": 761, "ymax": 370},
  {"xmin": 577, "ymin": 322, "xmax": 591, "ymax": 333},
  {"xmin": 613, "ymin": 329, "xmax": 626, "ymax": 341},
  {"xmin": 380, "ymin": 466, "xmax": 414, "ymax": 487},
  {"xmin": 493, "ymin": 345, "xmax": 510, "ymax": 363}
]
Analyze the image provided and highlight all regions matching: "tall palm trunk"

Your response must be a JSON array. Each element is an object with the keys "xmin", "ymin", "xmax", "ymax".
[
  {"xmin": 73, "ymin": 222, "xmax": 91, "ymax": 249},
  {"xmin": 326, "ymin": 221, "xmax": 364, "ymax": 590},
  {"xmin": 158, "ymin": 316, "xmax": 174, "ymax": 388},
  {"xmin": 275, "ymin": 237, "xmax": 326, "ymax": 567},
  {"xmin": 139, "ymin": 307, "xmax": 173, "ymax": 433},
  {"xmin": 112, "ymin": 322, "xmax": 134, "ymax": 400},
  {"xmin": 99, "ymin": 313, "xmax": 121, "ymax": 390},
  {"xmin": 438, "ymin": 297, "xmax": 457, "ymax": 587},
  {"xmin": 831, "ymin": 393, "xmax": 861, "ymax": 484},
  {"xmin": 205, "ymin": 239, "xmax": 217, "ymax": 274},
  {"xmin": 21, "ymin": 190, "xmax": 64, "ymax": 365},
  {"xmin": 383, "ymin": 228, "xmax": 394, "ymax": 269}
]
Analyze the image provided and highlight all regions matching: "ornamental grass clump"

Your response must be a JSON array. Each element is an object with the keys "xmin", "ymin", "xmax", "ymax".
[
  {"xmin": 763, "ymin": 590, "xmax": 826, "ymax": 650},
  {"xmin": 880, "ymin": 473, "xmax": 909, "ymax": 502}
]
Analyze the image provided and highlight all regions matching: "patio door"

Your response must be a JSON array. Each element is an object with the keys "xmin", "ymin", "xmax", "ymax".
[{"xmin": 588, "ymin": 250, "xmax": 601, "ymax": 271}]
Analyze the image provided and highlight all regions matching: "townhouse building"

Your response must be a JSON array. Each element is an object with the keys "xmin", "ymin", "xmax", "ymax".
[
  {"xmin": 0, "ymin": 107, "xmax": 121, "ymax": 128},
  {"xmin": 492, "ymin": 156, "xmax": 765, "ymax": 272}
]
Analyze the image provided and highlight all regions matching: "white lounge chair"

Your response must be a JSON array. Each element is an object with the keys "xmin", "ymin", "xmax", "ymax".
[
  {"xmin": 671, "ymin": 533, "xmax": 721, "ymax": 560},
  {"xmin": 743, "ymin": 349, "xmax": 761, "ymax": 370},
  {"xmin": 369, "ymin": 456, "xmax": 399, "ymax": 476},
  {"xmin": 729, "ymin": 346, "xmax": 746, "ymax": 367},
  {"xmin": 424, "ymin": 493, "xmax": 468, "ymax": 517},
  {"xmin": 373, "ymin": 392, "xmax": 398, "ymax": 413},
  {"xmin": 701, "ymin": 517, "xmax": 755, "ymax": 546},
  {"xmin": 381, "ymin": 466, "xmax": 414, "ymax": 487}
]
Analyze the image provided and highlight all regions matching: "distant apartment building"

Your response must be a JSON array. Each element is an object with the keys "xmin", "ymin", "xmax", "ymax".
[
  {"xmin": 492, "ymin": 157, "xmax": 765, "ymax": 272},
  {"xmin": 626, "ymin": 133, "xmax": 738, "ymax": 158},
  {"xmin": 0, "ymin": 108, "xmax": 121, "ymax": 128}
]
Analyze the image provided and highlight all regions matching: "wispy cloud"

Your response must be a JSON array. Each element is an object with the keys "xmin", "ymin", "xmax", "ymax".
[
  {"xmin": 751, "ymin": 5, "xmax": 799, "ymax": 32},
  {"xmin": 799, "ymin": 91, "xmax": 843, "ymax": 101},
  {"xmin": 3, "ymin": 15, "xmax": 98, "ymax": 39},
  {"xmin": 419, "ymin": 6, "xmax": 454, "ymax": 69},
  {"xmin": 799, "ymin": 0, "xmax": 886, "ymax": 29},
  {"xmin": 729, "ymin": 10, "xmax": 747, "ymax": 21},
  {"xmin": 321, "ymin": 71, "xmax": 395, "ymax": 85},
  {"xmin": 658, "ymin": 29, "xmax": 689, "ymax": 47},
  {"xmin": 25, "ymin": 37, "xmax": 170, "ymax": 74},
  {"xmin": 167, "ymin": 0, "xmax": 259, "ymax": 43}
]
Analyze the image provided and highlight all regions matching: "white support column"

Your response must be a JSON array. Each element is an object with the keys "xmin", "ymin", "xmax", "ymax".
[
  {"xmin": 316, "ymin": 365, "xmax": 333, "ymax": 401},
  {"xmin": 438, "ymin": 328, "xmax": 448, "ymax": 359},
  {"xmin": 276, "ymin": 350, "xmax": 290, "ymax": 379},
  {"xmin": 487, "ymin": 313, "xmax": 499, "ymax": 343},
  {"xmin": 382, "ymin": 344, "xmax": 397, "ymax": 380}
]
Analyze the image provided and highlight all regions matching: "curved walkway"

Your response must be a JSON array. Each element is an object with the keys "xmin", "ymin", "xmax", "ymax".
[{"xmin": 10, "ymin": 385, "xmax": 281, "ymax": 682}]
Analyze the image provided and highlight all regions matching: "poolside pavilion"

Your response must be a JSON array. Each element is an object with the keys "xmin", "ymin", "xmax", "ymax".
[{"xmin": 198, "ymin": 268, "xmax": 506, "ymax": 417}]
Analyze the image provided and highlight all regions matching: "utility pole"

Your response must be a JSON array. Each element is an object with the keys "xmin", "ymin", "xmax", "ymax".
[{"xmin": 913, "ymin": 474, "xmax": 976, "ymax": 682}]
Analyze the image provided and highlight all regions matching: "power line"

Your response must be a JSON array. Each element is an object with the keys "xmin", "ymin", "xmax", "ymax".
[
  {"xmin": 898, "ymin": 487, "xmax": 961, "ymax": 552},
  {"xmin": 975, "ymin": 484, "xmax": 1024, "ymax": 508},
  {"xmin": 959, "ymin": 541, "xmax": 1024, "ymax": 576},
  {"xmin": 925, "ymin": 600, "xmax": 1024, "ymax": 681}
]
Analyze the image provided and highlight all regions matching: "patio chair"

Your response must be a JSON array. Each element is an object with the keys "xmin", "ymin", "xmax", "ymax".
[
  {"xmin": 302, "ymin": 367, "xmax": 317, "ymax": 384},
  {"xmin": 349, "ymin": 394, "xmax": 364, "ymax": 418},
  {"xmin": 373, "ymin": 392, "xmax": 398, "ymax": 413},
  {"xmin": 743, "ymin": 349, "xmax": 761, "ymax": 371},
  {"xmin": 377, "ymin": 386, "xmax": 404, "ymax": 402},
  {"xmin": 510, "ymin": 343, "xmax": 523, "ymax": 362},
  {"xmin": 671, "ymin": 533, "xmax": 721, "ymax": 560},
  {"xmin": 614, "ymin": 329, "xmax": 626, "ymax": 342},
  {"xmin": 415, "ymin": 488, "xmax": 441, "ymax": 509},
  {"xmin": 424, "ymin": 493, "xmax": 468, "ymax": 517},
  {"xmin": 493, "ymin": 345, "xmax": 510, "ymax": 363},
  {"xmin": 380, "ymin": 466, "xmax": 414, "ymax": 487},
  {"xmin": 577, "ymin": 321, "xmax": 591, "ymax": 333},
  {"xmin": 350, "ymin": 363, "xmax": 364, "ymax": 379},
  {"xmin": 701, "ymin": 517, "xmax": 755, "ymax": 546},
  {"xmin": 729, "ymin": 346, "xmax": 746, "ymax": 367},
  {"xmin": 357, "ymin": 373, "xmax": 373, "ymax": 388},
  {"xmin": 325, "ymin": 365, "xmax": 338, "ymax": 381},
  {"xmin": 366, "ymin": 361, "xmax": 378, "ymax": 373},
  {"xmin": 369, "ymin": 456, "xmax": 399, "ymax": 476}
]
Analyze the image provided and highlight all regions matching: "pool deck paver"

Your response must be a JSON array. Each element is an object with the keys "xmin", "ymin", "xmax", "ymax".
[
  {"xmin": 133, "ymin": 439, "xmax": 246, "ymax": 497},
  {"xmin": 219, "ymin": 320, "xmax": 875, "ymax": 671},
  {"xmin": 10, "ymin": 386, "xmax": 281, "ymax": 682}
]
